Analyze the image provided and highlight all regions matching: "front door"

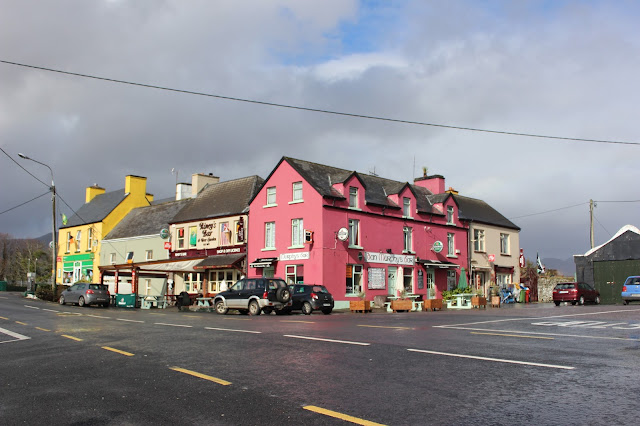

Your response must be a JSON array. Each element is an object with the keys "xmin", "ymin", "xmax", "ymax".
[
  {"xmin": 388, "ymin": 267, "xmax": 397, "ymax": 296},
  {"xmin": 426, "ymin": 269, "xmax": 435, "ymax": 299}
]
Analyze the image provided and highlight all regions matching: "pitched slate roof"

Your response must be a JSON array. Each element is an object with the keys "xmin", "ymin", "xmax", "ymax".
[
  {"xmin": 171, "ymin": 175, "xmax": 264, "ymax": 223},
  {"xmin": 451, "ymin": 194, "xmax": 520, "ymax": 230},
  {"xmin": 61, "ymin": 189, "xmax": 128, "ymax": 228},
  {"xmin": 104, "ymin": 199, "xmax": 192, "ymax": 240}
]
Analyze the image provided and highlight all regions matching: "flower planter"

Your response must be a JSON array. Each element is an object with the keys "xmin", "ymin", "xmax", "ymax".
[
  {"xmin": 471, "ymin": 296, "xmax": 487, "ymax": 309},
  {"xmin": 350, "ymin": 300, "xmax": 371, "ymax": 313},
  {"xmin": 390, "ymin": 299, "xmax": 412, "ymax": 312},
  {"xmin": 423, "ymin": 298, "xmax": 443, "ymax": 311},
  {"xmin": 491, "ymin": 295, "xmax": 501, "ymax": 308}
]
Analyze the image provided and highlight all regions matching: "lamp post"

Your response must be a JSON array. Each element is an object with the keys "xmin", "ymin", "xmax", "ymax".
[{"xmin": 18, "ymin": 153, "xmax": 57, "ymax": 300}]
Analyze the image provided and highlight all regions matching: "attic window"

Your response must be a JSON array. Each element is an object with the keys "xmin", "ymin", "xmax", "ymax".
[
  {"xmin": 403, "ymin": 197, "xmax": 411, "ymax": 217},
  {"xmin": 349, "ymin": 187, "xmax": 358, "ymax": 208},
  {"xmin": 447, "ymin": 206, "xmax": 454, "ymax": 224}
]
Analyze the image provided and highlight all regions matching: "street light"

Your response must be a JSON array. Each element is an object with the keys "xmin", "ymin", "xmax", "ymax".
[{"xmin": 18, "ymin": 153, "xmax": 57, "ymax": 299}]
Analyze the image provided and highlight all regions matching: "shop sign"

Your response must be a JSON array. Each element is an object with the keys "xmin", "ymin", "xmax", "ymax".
[
  {"xmin": 432, "ymin": 241, "xmax": 443, "ymax": 253},
  {"xmin": 216, "ymin": 246, "xmax": 242, "ymax": 255},
  {"xmin": 164, "ymin": 241, "xmax": 171, "ymax": 250},
  {"xmin": 488, "ymin": 254, "xmax": 495, "ymax": 262},
  {"xmin": 279, "ymin": 252, "xmax": 310, "ymax": 261},
  {"xmin": 364, "ymin": 252, "xmax": 415, "ymax": 266}
]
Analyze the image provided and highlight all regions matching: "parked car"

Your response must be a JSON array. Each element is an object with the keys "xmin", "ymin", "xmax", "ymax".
[
  {"xmin": 213, "ymin": 277, "xmax": 291, "ymax": 315},
  {"xmin": 552, "ymin": 282, "xmax": 600, "ymax": 306},
  {"xmin": 59, "ymin": 283, "xmax": 110, "ymax": 307},
  {"xmin": 621, "ymin": 276, "xmax": 640, "ymax": 305},
  {"xmin": 284, "ymin": 284, "xmax": 334, "ymax": 315}
]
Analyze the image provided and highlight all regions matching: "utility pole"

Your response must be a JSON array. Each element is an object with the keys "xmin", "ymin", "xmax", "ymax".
[{"xmin": 590, "ymin": 199, "xmax": 595, "ymax": 249}]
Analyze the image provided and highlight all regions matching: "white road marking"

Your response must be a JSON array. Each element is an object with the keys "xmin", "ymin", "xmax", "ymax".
[
  {"xmin": 407, "ymin": 348, "xmax": 575, "ymax": 370},
  {"xmin": 86, "ymin": 314, "xmax": 110, "ymax": 319},
  {"xmin": 205, "ymin": 327, "xmax": 261, "ymax": 334},
  {"xmin": 0, "ymin": 327, "xmax": 31, "ymax": 344},
  {"xmin": 435, "ymin": 325, "xmax": 640, "ymax": 341},
  {"xmin": 42, "ymin": 309, "xmax": 59, "ymax": 313},
  {"xmin": 284, "ymin": 334, "xmax": 370, "ymax": 346},
  {"xmin": 155, "ymin": 323, "xmax": 192, "ymax": 328},
  {"xmin": 24, "ymin": 305, "xmax": 40, "ymax": 310},
  {"xmin": 116, "ymin": 318, "xmax": 144, "ymax": 323}
]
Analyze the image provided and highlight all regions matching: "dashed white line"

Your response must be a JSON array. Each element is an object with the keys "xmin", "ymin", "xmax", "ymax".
[
  {"xmin": 155, "ymin": 323, "xmax": 192, "ymax": 328},
  {"xmin": 86, "ymin": 314, "xmax": 110, "ymax": 319},
  {"xmin": 284, "ymin": 335, "xmax": 370, "ymax": 346},
  {"xmin": 205, "ymin": 327, "xmax": 261, "ymax": 334},
  {"xmin": 408, "ymin": 348, "xmax": 575, "ymax": 370},
  {"xmin": 42, "ymin": 309, "xmax": 59, "ymax": 313},
  {"xmin": 116, "ymin": 318, "xmax": 144, "ymax": 323},
  {"xmin": 24, "ymin": 305, "xmax": 40, "ymax": 310}
]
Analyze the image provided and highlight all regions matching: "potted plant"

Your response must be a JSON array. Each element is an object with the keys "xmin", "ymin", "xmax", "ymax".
[
  {"xmin": 390, "ymin": 288, "xmax": 413, "ymax": 312},
  {"xmin": 471, "ymin": 289, "xmax": 487, "ymax": 309},
  {"xmin": 490, "ymin": 282, "xmax": 501, "ymax": 307},
  {"xmin": 423, "ymin": 287, "xmax": 443, "ymax": 311},
  {"xmin": 349, "ymin": 291, "xmax": 371, "ymax": 313}
]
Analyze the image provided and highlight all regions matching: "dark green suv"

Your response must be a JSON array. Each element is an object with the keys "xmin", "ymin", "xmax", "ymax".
[{"xmin": 213, "ymin": 278, "xmax": 292, "ymax": 315}]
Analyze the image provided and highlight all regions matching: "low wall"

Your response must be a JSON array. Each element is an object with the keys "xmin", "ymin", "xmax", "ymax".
[{"xmin": 537, "ymin": 276, "xmax": 573, "ymax": 302}]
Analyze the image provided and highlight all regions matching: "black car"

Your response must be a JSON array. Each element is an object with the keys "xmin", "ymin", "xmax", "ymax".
[
  {"xmin": 286, "ymin": 284, "xmax": 334, "ymax": 315},
  {"xmin": 213, "ymin": 277, "xmax": 291, "ymax": 315}
]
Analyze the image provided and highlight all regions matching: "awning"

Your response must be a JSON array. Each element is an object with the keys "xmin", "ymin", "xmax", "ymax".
[
  {"xmin": 194, "ymin": 253, "xmax": 245, "ymax": 270},
  {"xmin": 100, "ymin": 258, "xmax": 206, "ymax": 273},
  {"xmin": 495, "ymin": 265, "xmax": 515, "ymax": 274},
  {"xmin": 417, "ymin": 259, "xmax": 460, "ymax": 269},
  {"xmin": 249, "ymin": 257, "xmax": 278, "ymax": 268}
]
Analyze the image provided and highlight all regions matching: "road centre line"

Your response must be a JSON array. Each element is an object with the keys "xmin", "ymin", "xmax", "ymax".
[
  {"xmin": 284, "ymin": 335, "xmax": 370, "ymax": 346},
  {"xmin": 116, "ymin": 318, "xmax": 144, "ymax": 323},
  {"xmin": 57, "ymin": 312, "xmax": 82, "ymax": 316},
  {"xmin": 86, "ymin": 314, "xmax": 110, "ymax": 319},
  {"xmin": 102, "ymin": 346, "xmax": 135, "ymax": 356},
  {"xmin": 358, "ymin": 325, "xmax": 412, "ymax": 330},
  {"xmin": 223, "ymin": 317, "xmax": 251, "ymax": 321},
  {"xmin": 61, "ymin": 335, "xmax": 83, "ymax": 341},
  {"xmin": 204, "ymin": 327, "xmax": 261, "ymax": 334},
  {"xmin": 436, "ymin": 325, "xmax": 640, "ymax": 342},
  {"xmin": 281, "ymin": 320, "xmax": 315, "ymax": 324},
  {"xmin": 0, "ymin": 316, "xmax": 8, "ymax": 320},
  {"xmin": 42, "ymin": 308, "xmax": 59, "ymax": 313},
  {"xmin": 35, "ymin": 327, "xmax": 50, "ymax": 332},
  {"xmin": 303, "ymin": 405, "xmax": 386, "ymax": 426},
  {"xmin": 407, "ymin": 348, "xmax": 575, "ymax": 370},
  {"xmin": 15, "ymin": 321, "xmax": 27, "ymax": 325},
  {"xmin": 155, "ymin": 323, "xmax": 192, "ymax": 328},
  {"xmin": 470, "ymin": 331, "xmax": 554, "ymax": 340},
  {"xmin": 24, "ymin": 305, "xmax": 39, "ymax": 309},
  {"xmin": 170, "ymin": 366, "xmax": 231, "ymax": 386},
  {"xmin": 0, "ymin": 326, "xmax": 31, "ymax": 343}
]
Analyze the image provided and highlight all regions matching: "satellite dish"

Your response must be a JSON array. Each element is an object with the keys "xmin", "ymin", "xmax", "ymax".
[{"xmin": 337, "ymin": 227, "xmax": 349, "ymax": 241}]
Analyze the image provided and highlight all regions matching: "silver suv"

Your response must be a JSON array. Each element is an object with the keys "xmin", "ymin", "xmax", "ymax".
[{"xmin": 213, "ymin": 278, "xmax": 291, "ymax": 315}]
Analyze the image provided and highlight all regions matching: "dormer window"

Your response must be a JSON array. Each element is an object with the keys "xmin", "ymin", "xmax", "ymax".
[
  {"xmin": 447, "ymin": 206, "xmax": 454, "ymax": 224},
  {"xmin": 403, "ymin": 197, "xmax": 411, "ymax": 217},
  {"xmin": 349, "ymin": 187, "xmax": 358, "ymax": 209},
  {"xmin": 266, "ymin": 186, "xmax": 276, "ymax": 206}
]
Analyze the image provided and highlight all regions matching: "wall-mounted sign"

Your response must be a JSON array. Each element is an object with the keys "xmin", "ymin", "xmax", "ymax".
[
  {"xmin": 164, "ymin": 241, "xmax": 171, "ymax": 250},
  {"xmin": 279, "ymin": 252, "xmax": 310, "ymax": 261},
  {"xmin": 367, "ymin": 267, "xmax": 386, "ymax": 289},
  {"xmin": 160, "ymin": 228, "xmax": 169, "ymax": 239},
  {"xmin": 488, "ymin": 254, "xmax": 495, "ymax": 262},
  {"xmin": 364, "ymin": 252, "xmax": 415, "ymax": 266},
  {"xmin": 216, "ymin": 246, "xmax": 242, "ymax": 255},
  {"xmin": 432, "ymin": 241, "xmax": 443, "ymax": 253},
  {"xmin": 337, "ymin": 227, "xmax": 349, "ymax": 241}
]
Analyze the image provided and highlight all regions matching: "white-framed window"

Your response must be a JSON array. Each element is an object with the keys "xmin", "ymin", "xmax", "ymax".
[
  {"xmin": 403, "ymin": 267, "xmax": 413, "ymax": 293},
  {"xmin": 292, "ymin": 181, "xmax": 303, "ymax": 202},
  {"xmin": 447, "ymin": 233, "xmax": 455, "ymax": 256},
  {"xmin": 285, "ymin": 265, "xmax": 304, "ymax": 284},
  {"xmin": 220, "ymin": 222, "xmax": 232, "ymax": 246},
  {"xmin": 264, "ymin": 222, "xmax": 276, "ymax": 249},
  {"xmin": 291, "ymin": 218, "xmax": 304, "ymax": 247},
  {"xmin": 184, "ymin": 272, "xmax": 202, "ymax": 292},
  {"xmin": 403, "ymin": 226, "xmax": 412, "ymax": 252},
  {"xmin": 348, "ymin": 219, "xmax": 360, "ymax": 247},
  {"xmin": 266, "ymin": 186, "xmax": 276, "ymax": 206},
  {"xmin": 86, "ymin": 228, "xmax": 93, "ymax": 251},
  {"xmin": 403, "ymin": 197, "xmax": 411, "ymax": 217},
  {"xmin": 349, "ymin": 187, "xmax": 358, "ymax": 208},
  {"xmin": 209, "ymin": 270, "xmax": 238, "ymax": 293},
  {"xmin": 497, "ymin": 273, "xmax": 512, "ymax": 286},
  {"xmin": 189, "ymin": 226, "xmax": 197, "ymax": 248},
  {"xmin": 144, "ymin": 279, "xmax": 151, "ymax": 295},
  {"xmin": 66, "ymin": 232, "xmax": 71, "ymax": 252},
  {"xmin": 75, "ymin": 230, "xmax": 81, "ymax": 252},
  {"xmin": 145, "ymin": 250, "xmax": 153, "ymax": 261},
  {"xmin": 473, "ymin": 229, "xmax": 485, "ymax": 252},
  {"xmin": 177, "ymin": 227, "xmax": 185, "ymax": 249},
  {"xmin": 500, "ymin": 233, "xmax": 510, "ymax": 255},
  {"xmin": 447, "ymin": 206, "xmax": 454, "ymax": 224},
  {"xmin": 109, "ymin": 253, "xmax": 116, "ymax": 264},
  {"xmin": 346, "ymin": 264, "xmax": 363, "ymax": 294}
]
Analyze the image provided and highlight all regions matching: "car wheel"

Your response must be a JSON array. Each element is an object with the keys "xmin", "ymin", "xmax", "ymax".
[
  {"xmin": 594, "ymin": 296, "xmax": 600, "ymax": 305},
  {"xmin": 571, "ymin": 301, "xmax": 577, "ymax": 306},
  {"xmin": 623, "ymin": 300, "xmax": 629, "ymax": 305},
  {"xmin": 276, "ymin": 287, "xmax": 291, "ymax": 303},
  {"xmin": 78, "ymin": 296, "xmax": 86, "ymax": 307},
  {"xmin": 59, "ymin": 295, "xmax": 66, "ymax": 305},
  {"xmin": 554, "ymin": 301, "xmax": 560, "ymax": 306},
  {"xmin": 249, "ymin": 300, "xmax": 261, "ymax": 316},
  {"xmin": 578, "ymin": 296, "xmax": 585, "ymax": 306},
  {"xmin": 215, "ymin": 300, "xmax": 228, "ymax": 315},
  {"xmin": 302, "ymin": 302, "xmax": 313, "ymax": 315},
  {"xmin": 262, "ymin": 307, "xmax": 273, "ymax": 315},
  {"xmin": 321, "ymin": 308, "xmax": 332, "ymax": 315}
]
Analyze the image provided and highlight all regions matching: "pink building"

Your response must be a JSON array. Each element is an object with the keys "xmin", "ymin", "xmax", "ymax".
[{"xmin": 247, "ymin": 157, "xmax": 469, "ymax": 309}]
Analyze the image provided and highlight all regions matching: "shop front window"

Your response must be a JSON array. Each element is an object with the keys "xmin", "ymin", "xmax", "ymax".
[
  {"xmin": 403, "ymin": 267, "xmax": 413, "ymax": 293},
  {"xmin": 177, "ymin": 228, "xmax": 185, "ymax": 249},
  {"xmin": 286, "ymin": 265, "xmax": 304, "ymax": 284},
  {"xmin": 346, "ymin": 264, "xmax": 363, "ymax": 295}
]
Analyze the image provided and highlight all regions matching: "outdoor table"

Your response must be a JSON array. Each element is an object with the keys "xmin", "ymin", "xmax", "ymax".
[
  {"xmin": 139, "ymin": 295, "xmax": 167, "ymax": 309},
  {"xmin": 196, "ymin": 297, "xmax": 213, "ymax": 311},
  {"xmin": 446, "ymin": 293, "xmax": 474, "ymax": 309},
  {"xmin": 407, "ymin": 294, "xmax": 422, "ymax": 311}
]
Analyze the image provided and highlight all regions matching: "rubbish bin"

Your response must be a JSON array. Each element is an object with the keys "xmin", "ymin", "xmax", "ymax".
[
  {"xmin": 525, "ymin": 289, "xmax": 531, "ymax": 303},
  {"xmin": 116, "ymin": 293, "xmax": 136, "ymax": 308},
  {"xmin": 519, "ymin": 289, "xmax": 526, "ymax": 303},
  {"xmin": 0, "ymin": 281, "xmax": 7, "ymax": 291}
]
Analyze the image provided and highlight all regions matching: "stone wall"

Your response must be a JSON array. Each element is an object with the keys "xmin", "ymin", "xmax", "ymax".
[{"xmin": 538, "ymin": 276, "xmax": 573, "ymax": 302}]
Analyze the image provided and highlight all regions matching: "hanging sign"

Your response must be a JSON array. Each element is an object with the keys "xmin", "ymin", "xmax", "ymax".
[
  {"xmin": 488, "ymin": 254, "xmax": 495, "ymax": 262},
  {"xmin": 432, "ymin": 241, "xmax": 443, "ymax": 253}
]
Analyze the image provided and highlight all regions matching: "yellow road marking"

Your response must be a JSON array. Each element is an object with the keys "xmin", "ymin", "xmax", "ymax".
[
  {"xmin": 102, "ymin": 346, "xmax": 134, "ymax": 356},
  {"xmin": 281, "ymin": 320, "xmax": 315, "ymax": 324},
  {"xmin": 61, "ymin": 335, "xmax": 83, "ymax": 341},
  {"xmin": 304, "ymin": 405, "xmax": 386, "ymax": 426},
  {"xmin": 358, "ymin": 325, "xmax": 412, "ymax": 330},
  {"xmin": 35, "ymin": 327, "xmax": 50, "ymax": 332},
  {"xmin": 15, "ymin": 321, "xmax": 27, "ymax": 325},
  {"xmin": 470, "ymin": 332, "xmax": 554, "ymax": 340},
  {"xmin": 223, "ymin": 318, "xmax": 251, "ymax": 321},
  {"xmin": 170, "ymin": 367, "xmax": 231, "ymax": 386},
  {"xmin": 0, "ymin": 316, "xmax": 8, "ymax": 320}
]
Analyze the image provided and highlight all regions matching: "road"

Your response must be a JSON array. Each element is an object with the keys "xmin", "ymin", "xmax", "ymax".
[{"xmin": 1, "ymin": 292, "xmax": 640, "ymax": 425}]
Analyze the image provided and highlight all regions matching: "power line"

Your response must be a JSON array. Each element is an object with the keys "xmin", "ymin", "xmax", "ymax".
[
  {"xmin": 2, "ymin": 59, "xmax": 640, "ymax": 146},
  {"xmin": 0, "ymin": 191, "xmax": 51, "ymax": 216},
  {"xmin": 509, "ymin": 202, "xmax": 588, "ymax": 220},
  {"xmin": 0, "ymin": 146, "xmax": 50, "ymax": 188}
]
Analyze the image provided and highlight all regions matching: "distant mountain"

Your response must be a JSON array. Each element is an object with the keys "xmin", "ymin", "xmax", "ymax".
[{"xmin": 542, "ymin": 258, "xmax": 575, "ymax": 277}]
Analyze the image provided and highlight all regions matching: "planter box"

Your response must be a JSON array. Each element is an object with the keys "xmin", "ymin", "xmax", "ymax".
[
  {"xmin": 471, "ymin": 296, "xmax": 487, "ymax": 309},
  {"xmin": 491, "ymin": 295, "xmax": 501, "ymax": 308},
  {"xmin": 390, "ymin": 299, "xmax": 413, "ymax": 312},
  {"xmin": 350, "ymin": 300, "xmax": 371, "ymax": 313},
  {"xmin": 423, "ymin": 298, "xmax": 443, "ymax": 311}
]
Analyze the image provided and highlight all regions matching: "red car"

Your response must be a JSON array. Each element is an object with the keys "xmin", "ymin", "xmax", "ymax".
[{"xmin": 552, "ymin": 282, "xmax": 600, "ymax": 306}]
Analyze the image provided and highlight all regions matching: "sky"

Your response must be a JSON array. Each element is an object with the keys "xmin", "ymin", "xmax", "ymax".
[{"xmin": 1, "ymin": 0, "xmax": 639, "ymax": 263}]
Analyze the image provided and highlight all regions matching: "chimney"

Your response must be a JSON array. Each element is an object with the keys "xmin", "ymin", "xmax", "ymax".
[
  {"xmin": 176, "ymin": 183, "xmax": 192, "ymax": 200},
  {"xmin": 125, "ymin": 175, "xmax": 147, "ymax": 196},
  {"xmin": 85, "ymin": 184, "xmax": 105, "ymax": 203},
  {"xmin": 191, "ymin": 173, "xmax": 220, "ymax": 197},
  {"xmin": 413, "ymin": 174, "xmax": 445, "ymax": 194}
]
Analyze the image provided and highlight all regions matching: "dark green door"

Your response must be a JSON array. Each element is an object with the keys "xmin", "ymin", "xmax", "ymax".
[{"xmin": 593, "ymin": 260, "xmax": 640, "ymax": 304}]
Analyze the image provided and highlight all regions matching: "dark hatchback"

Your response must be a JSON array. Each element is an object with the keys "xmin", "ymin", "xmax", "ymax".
[
  {"xmin": 286, "ymin": 284, "xmax": 334, "ymax": 315},
  {"xmin": 552, "ymin": 282, "xmax": 600, "ymax": 306}
]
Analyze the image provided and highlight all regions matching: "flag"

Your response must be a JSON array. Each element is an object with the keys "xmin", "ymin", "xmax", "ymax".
[
  {"xmin": 536, "ymin": 253, "xmax": 545, "ymax": 274},
  {"xmin": 61, "ymin": 213, "xmax": 68, "ymax": 225}
]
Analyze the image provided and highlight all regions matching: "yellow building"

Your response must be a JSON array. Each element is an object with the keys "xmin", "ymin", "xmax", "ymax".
[{"xmin": 56, "ymin": 175, "xmax": 153, "ymax": 285}]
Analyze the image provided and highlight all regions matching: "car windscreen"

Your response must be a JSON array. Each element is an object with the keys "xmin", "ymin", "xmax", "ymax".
[{"xmin": 312, "ymin": 286, "xmax": 329, "ymax": 293}]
